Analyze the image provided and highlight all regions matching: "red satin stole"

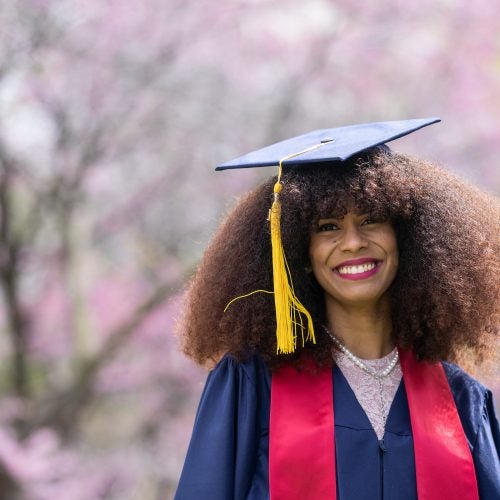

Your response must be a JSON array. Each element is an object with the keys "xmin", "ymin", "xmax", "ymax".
[{"xmin": 269, "ymin": 349, "xmax": 478, "ymax": 500}]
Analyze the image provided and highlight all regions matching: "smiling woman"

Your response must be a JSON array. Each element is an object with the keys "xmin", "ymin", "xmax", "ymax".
[
  {"xmin": 175, "ymin": 121, "xmax": 499, "ymax": 499},
  {"xmin": 310, "ymin": 212, "xmax": 399, "ymax": 359}
]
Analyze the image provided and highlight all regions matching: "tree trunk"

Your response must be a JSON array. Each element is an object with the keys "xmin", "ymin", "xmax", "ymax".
[{"xmin": 0, "ymin": 166, "xmax": 29, "ymax": 399}]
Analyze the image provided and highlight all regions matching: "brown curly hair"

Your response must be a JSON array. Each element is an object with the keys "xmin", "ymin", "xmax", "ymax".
[{"xmin": 179, "ymin": 148, "xmax": 499, "ymax": 370}]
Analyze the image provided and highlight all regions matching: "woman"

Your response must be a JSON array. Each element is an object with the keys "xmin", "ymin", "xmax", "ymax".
[{"xmin": 175, "ymin": 120, "xmax": 499, "ymax": 499}]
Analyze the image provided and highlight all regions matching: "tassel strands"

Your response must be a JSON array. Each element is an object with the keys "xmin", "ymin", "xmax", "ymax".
[
  {"xmin": 269, "ymin": 142, "xmax": 333, "ymax": 353},
  {"xmin": 270, "ymin": 154, "xmax": 318, "ymax": 354}
]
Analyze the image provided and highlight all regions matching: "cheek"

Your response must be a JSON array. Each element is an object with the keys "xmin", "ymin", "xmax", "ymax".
[
  {"xmin": 308, "ymin": 237, "xmax": 317, "ymax": 265},
  {"xmin": 309, "ymin": 243, "xmax": 333, "ymax": 290},
  {"xmin": 309, "ymin": 238, "xmax": 328, "ymax": 269},
  {"xmin": 386, "ymin": 234, "xmax": 399, "ymax": 276},
  {"xmin": 382, "ymin": 225, "xmax": 398, "ymax": 253}
]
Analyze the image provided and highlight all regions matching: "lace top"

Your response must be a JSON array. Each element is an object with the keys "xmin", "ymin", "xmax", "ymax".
[{"xmin": 335, "ymin": 348, "xmax": 402, "ymax": 440}]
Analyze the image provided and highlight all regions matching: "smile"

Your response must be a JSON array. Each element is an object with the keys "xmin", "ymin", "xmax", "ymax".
[
  {"xmin": 337, "ymin": 262, "xmax": 376, "ymax": 275},
  {"xmin": 333, "ymin": 259, "xmax": 381, "ymax": 280}
]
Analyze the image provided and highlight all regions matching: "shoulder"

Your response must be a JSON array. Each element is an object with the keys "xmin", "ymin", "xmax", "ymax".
[
  {"xmin": 442, "ymin": 362, "xmax": 489, "ymax": 404},
  {"xmin": 442, "ymin": 362, "xmax": 495, "ymax": 446},
  {"xmin": 442, "ymin": 362, "xmax": 490, "ymax": 412},
  {"xmin": 209, "ymin": 353, "xmax": 272, "ymax": 393}
]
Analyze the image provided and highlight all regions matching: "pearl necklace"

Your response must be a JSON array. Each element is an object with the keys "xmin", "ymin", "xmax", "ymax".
[{"xmin": 325, "ymin": 328, "xmax": 399, "ymax": 380}]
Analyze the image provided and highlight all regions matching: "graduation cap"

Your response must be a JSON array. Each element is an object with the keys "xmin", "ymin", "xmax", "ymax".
[
  {"xmin": 217, "ymin": 118, "xmax": 441, "ymax": 355},
  {"xmin": 216, "ymin": 117, "xmax": 440, "ymax": 170}
]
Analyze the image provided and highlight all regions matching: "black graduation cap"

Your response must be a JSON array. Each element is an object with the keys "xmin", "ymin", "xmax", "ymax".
[
  {"xmin": 218, "ymin": 117, "xmax": 441, "ymax": 355},
  {"xmin": 216, "ymin": 117, "xmax": 441, "ymax": 171}
]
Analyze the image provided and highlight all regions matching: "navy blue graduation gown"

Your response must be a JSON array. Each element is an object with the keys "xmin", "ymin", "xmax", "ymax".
[{"xmin": 175, "ymin": 355, "xmax": 500, "ymax": 499}]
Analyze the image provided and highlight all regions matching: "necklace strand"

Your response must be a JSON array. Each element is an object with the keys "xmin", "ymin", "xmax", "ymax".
[{"xmin": 324, "ymin": 327, "xmax": 399, "ymax": 380}]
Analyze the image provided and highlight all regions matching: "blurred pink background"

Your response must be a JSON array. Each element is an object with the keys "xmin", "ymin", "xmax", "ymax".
[{"xmin": 0, "ymin": 0, "xmax": 498, "ymax": 498}]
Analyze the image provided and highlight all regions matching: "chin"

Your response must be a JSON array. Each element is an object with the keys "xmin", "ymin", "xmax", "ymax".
[{"xmin": 326, "ymin": 287, "xmax": 391, "ymax": 308}]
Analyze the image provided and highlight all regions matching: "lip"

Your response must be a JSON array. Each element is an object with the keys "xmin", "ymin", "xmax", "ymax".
[{"xmin": 333, "ymin": 258, "xmax": 382, "ymax": 281}]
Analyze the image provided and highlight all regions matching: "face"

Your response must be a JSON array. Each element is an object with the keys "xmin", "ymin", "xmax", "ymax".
[{"xmin": 309, "ymin": 212, "xmax": 398, "ymax": 308}]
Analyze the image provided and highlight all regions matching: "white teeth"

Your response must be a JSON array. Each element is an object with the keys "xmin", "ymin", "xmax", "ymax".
[{"xmin": 337, "ymin": 262, "xmax": 377, "ymax": 275}]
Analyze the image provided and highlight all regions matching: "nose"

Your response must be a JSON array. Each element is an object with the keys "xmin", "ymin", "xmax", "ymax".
[{"xmin": 338, "ymin": 224, "xmax": 368, "ymax": 253}]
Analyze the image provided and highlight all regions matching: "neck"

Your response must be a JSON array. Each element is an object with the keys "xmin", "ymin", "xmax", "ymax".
[{"xmin": 325, "ymin": 295, "xmax": 394, "ymax": 359}]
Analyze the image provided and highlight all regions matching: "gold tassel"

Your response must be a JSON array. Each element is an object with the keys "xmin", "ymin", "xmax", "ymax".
[
  {"xmin": 270, "ymin": 159, "xmax": 315, "ymax": 354},
  {"xmin": 224, "ymin": 142, "xmax": 333, "ymax": 354}
]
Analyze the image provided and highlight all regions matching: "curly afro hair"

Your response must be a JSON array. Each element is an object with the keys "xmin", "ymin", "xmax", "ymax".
[{"xmin": 179, "ymin": 148, "xmax": 499, "ymax": 370}]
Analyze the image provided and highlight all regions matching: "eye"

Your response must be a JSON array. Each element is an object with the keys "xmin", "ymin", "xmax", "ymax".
[
  {"xmin": 317, "ymin": 222, "xmax": 339, "ymax": 232},
  {"xmin": 361, "ymin": 215, "xmax": 384, "ymax": 226}
]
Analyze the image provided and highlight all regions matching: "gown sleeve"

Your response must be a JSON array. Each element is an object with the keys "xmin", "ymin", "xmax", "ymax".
[
  {"xmin": 444, "ymin": 363, "xmax": 500, "ymax": 499},
  {"xmin": 472, "ymin": 390, "xmax": 500, "ymax": 499},
  {"xmin": 174, "ymin": 354, "xmax": 269, "ymax": 500}
]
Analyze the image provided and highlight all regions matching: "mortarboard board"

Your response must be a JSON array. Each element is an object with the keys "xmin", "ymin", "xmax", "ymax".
[
  {"xmin": 217, "ymin": 118, "xmax": 441, "ymax": 355},
  {"xmin": 216, "ymin": 117, "xmax": 440, "ymax": 170}
]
